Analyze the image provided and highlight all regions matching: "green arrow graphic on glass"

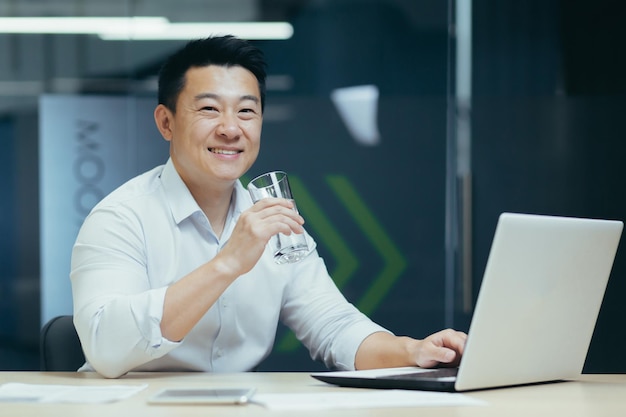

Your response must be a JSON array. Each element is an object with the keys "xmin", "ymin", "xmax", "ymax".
[
  {"xmin": 326, "ymin": 175, "xmax": 407, "ymax": 316},
  {"xmin": 277, "ymin": 175, "xmax": 407, "ymax": 352}
]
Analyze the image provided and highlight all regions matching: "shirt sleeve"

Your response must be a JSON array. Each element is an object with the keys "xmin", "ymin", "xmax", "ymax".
[
  {"xmin": 71, "ymin": 205, "xmax": 179, "ymax": 378},
  {"xmin": 280, "ymin": 248, "xmax": 392, "ymax": 371}
]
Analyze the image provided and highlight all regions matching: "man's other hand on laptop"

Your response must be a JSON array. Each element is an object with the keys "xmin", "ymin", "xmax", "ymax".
[
  {"xmin": 412, "ymin": 329, "xmax": 467, "ymax": 368},
  {"xmin": 354, "ymin": 329, "xmax": 467, "ymax": 370}
]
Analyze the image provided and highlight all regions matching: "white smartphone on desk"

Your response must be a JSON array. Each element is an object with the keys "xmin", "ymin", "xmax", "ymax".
[{"xmin": 148, "ymin": 387, "xmax": 256, "ymax": 405}]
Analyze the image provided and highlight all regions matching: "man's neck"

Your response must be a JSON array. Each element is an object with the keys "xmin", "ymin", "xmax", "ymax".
[
  {"xmin": 200, "ymin": 186, "xmax": 235, "ymax": 239},
  {"xmin": 182, "ymin": 177, "xmax": 235, "ymax": 239}
]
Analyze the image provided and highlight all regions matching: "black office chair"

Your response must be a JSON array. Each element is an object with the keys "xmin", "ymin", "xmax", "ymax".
[{"xmin": 40, "ymin": 315, "xmax": 86, "ymax": 371}]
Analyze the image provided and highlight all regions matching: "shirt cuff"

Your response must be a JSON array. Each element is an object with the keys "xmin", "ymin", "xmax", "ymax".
[{"xmin": 131, "ymin": 285, "xmax": 180, "ymax": 356}]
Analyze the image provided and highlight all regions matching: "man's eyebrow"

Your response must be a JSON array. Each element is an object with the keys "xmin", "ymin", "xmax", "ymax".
[
  {"xmin": 194, "ymin": 93, "xmax": 259, "ymax": 104},
  {"xmin": 241, "ymin": 94, "xmax": 260, "ymax": 104},
  {"xmin": 194, "ymin": 92, "xmax": 219, "ymax": 101}
]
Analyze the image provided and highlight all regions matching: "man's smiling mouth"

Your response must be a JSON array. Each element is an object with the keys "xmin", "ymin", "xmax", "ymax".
[{"xmin": 209, "ymin": 148, "xmax": 240, "ymax": 155}]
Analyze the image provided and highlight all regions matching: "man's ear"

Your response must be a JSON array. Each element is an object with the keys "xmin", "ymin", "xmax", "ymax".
[{"xmin": 154, "ymin": 104, "xmax": 174, "ymax": 142}]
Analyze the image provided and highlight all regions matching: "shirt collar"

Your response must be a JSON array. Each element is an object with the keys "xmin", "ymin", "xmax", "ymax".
[
  {"xmin": 160, "ymin": 158, "xmax": 200, "ymax": 224},
  {"xmin": 231, "ymin": 179, "xmax": 252, "ymax": 219},
  {"xmin": 160, "ymin": 158, "xmax": 252, "ymax": 225}
]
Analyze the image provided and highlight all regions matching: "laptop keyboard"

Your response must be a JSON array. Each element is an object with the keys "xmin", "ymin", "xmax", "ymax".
[{"xmin": 382, "ymin": 368, "xmax": 459, "ymax": 380}]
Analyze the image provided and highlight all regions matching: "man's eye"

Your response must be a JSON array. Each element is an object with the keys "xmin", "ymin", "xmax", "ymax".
[{"xmin": 201, "ymin": 106, "xmax": 217, "ymax": 111}]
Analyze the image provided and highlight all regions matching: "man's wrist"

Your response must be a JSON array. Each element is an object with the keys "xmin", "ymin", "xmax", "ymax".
[{"xmin": 402, "ymin": 336, "xmax": 422, "ymax": 367}]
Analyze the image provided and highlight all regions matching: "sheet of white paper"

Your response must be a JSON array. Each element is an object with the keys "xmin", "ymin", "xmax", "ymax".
[
  {"xmin": 0, "ymin": 383, "xmax": 148, "ymax": 404},
  {"xmin": 253, "ymin": 390, "xmax": 486, "ymax": 411},
  {"xmin": 312, "ymin": 366, "xmax": 430, "ymax": 379}
]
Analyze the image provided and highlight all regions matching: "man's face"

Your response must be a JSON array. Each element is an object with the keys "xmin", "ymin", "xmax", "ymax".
[{"xmin": 160, "ymin": 64, "xmax": 263, "ymax": 190}]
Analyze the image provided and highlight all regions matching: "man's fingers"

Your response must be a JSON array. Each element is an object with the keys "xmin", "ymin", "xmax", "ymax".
[{"xmin": 416, "ymin": 329, "xmax": 467, "ymax": 368}]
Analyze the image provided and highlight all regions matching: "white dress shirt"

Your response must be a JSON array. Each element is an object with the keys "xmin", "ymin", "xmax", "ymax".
[{"xmin": 71, "ymin": 158, "xmax": 389, "ymax": 378}]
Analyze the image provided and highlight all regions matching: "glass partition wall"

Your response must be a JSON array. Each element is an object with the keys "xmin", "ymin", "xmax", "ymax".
[
  {"xmin": 2, "ymin": 0, "xmax": 625, "ymax": 373},
  {"xmin": 0, "ymin": 0, "xmax": 458, "ymax": 371}
]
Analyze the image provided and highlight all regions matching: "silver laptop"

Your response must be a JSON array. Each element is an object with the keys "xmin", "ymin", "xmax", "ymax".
[{"xmin": 312, "ymin": 213, "xmax": 623, "ymax": 391}]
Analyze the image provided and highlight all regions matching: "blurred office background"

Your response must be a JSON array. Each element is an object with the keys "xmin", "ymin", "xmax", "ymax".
[{"xmin": 1, "ymin": 0, "xmax": 625, "ymax": 372}]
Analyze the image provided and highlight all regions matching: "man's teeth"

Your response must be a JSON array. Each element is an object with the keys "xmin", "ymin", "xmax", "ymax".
[{"xmin": 210, "ymin": 148, "xmax": 238, "ymax": 155}]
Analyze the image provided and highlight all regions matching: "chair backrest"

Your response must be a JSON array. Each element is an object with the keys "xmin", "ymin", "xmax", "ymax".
[{"xmin": 40, "ymin": 315, "xmax": 86, "ymax": 371}]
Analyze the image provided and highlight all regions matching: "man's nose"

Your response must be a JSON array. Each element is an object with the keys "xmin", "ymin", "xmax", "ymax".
[{"xmin": 217, "ymin": 113, "xmax": 242, "ymax": 138}]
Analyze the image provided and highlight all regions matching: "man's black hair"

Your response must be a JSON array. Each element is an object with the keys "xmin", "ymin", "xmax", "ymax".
[{"xmin": 158, "ymin": 35, "xmax": 267, "ymax": 112}]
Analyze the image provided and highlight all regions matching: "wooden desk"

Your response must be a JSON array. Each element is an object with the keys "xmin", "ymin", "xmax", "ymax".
[{"xmin": 1, "ymin": 372, "xmax": 625, "ymax": 416}]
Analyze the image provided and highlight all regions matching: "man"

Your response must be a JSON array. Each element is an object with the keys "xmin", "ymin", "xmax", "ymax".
[{"xmin": 71, "ymin": 35, "xmax": 466, "ymax": 378}]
